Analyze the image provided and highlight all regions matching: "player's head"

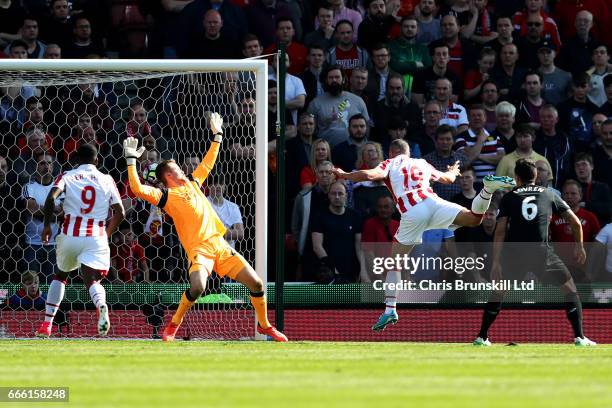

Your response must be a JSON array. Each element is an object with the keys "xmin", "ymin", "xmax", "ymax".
[
  {"xmin": 513, "ymin": 159, "xmax": 537, "ymax": 185},
  {"xmin": 389, "ymin": 139, "xmax": 410, "ymax": 159},
  {"xmin": 155, "ymin": 159, "xmax": 187, "ymax": 187},
  {"xmin": 21, "ymin": 270, "xmax": 40, "ymax": 297},
  {"xmin": 76, "ymin": 143, "xmax": 98, "ymax": 166}
]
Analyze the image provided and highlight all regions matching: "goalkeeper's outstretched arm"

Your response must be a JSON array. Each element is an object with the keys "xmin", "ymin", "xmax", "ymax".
[{"xmin": 192, "ymin": 112, "xmax": 224, "ymax": 184}]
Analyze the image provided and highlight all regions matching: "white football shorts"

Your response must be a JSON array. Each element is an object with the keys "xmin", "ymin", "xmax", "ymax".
[
  {"xmin": 394, "ymin": 196, "xmax": 464, "ymax": 245},
  {"xmin": 56, "ymin": 234, "xmax": 110, "ymax": 272}
]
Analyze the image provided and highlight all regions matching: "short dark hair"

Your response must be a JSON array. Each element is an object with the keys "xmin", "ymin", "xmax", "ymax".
[
  {"xmin": 276, "ymin": 17, "xmax": 294, "ymax": 30},
  {"xmin": 241, "ymin": 33, "xmax": 260, "ymax": 49},
  {"xmin": 76, "ymin": 143, "xmax": 97, "ymax": 164},
  {"xmin": 25, "ymin": 96, "xmax": 42, "ymax": 109},
  {"xmin": 604, "ymin": 74, "xmax": 612, "ymax": 88},
  {"xmin": 515, "ymin": 123, "xmax": 535, "ymax": 137},
  {"xmin": 155, "ymin": 159, "xmax": 176, "ymax": 185},
  {"xmin": 307, "ymin": 44, "xmax": 325, "ymax": 54},
  {"xmin": 514, "ymin": 159, "xmax": 537, "ymax": 183},
  {"xmin": 435, "ymin": 124, "xmax": 455, "ymax": 139},
  {"xmin": 371, "ymin": 42, "xmax": 389, "ymax": 53},
  {"xmin": 335, "ymin": 19, "xmax": 354, "ymax": 32},
  {"xmin": 320, "ymin": 64, "xmax": 343, "ymax": 83},
  {"xmin": 574, "ymin": 152, "xmax": 593, "ymax": 166},
  {"xmin": 348, "ymin": 113, "xmax": 367, "ymax": 126},
  {"xmin": 572, "ymin": 72, "xmax": 590, "ymax": 87},
  {"xmin": 524, "ymin": 70, "xmax": 543, "ymax": 84},
  {"xmin": 562, "ymin": 179, "xmax": 582, "ymax": 194},
  {"xmin": 9, "ymin": 39, "xmax": 28, "ymax": 51}
]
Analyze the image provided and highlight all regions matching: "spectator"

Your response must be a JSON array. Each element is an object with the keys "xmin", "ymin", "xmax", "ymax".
[
  {"xmin": 464, "ymin": 47, "xmax": 496, "ymax": 102},
  {"xmin": 9, "ymin": 16, "xmax": 46, "ymax": 59},
  {"xmin": 518, "ymin": 15, "xmax": 560, "ymax": 70},
  {"xmin": 11, "ymin": 127, "xmax": 57, "ymax": 184},
  {"xmin": 286, "ymin": 113, "xmax": 317, "ymax": 202},
  {"xmin": 318, "ymin": 0, "xmax": 361, "ymax": 42},
  {"xmin": 491, "ymin": 101, "xmax": 517, "ymax": 153},
  {"xmin": 300, "ymin": 138, "xmax": 331, "ymax": 189},
  {"xmin": 460, "ymin": 0, "xmax": 497, "ymax": 45},
  {"xmin": 299, "ymin": 45, "xmax": 326, "ymax": 108},
  {"xmin": 557, "ymin": 72, "xmax": 599, "ymax": 152},
  {"xmin": 63, "ymin": 16, "xmax": 105, "ymax": 58},
  {"xmin": 573, "ymin": 152, "xmax": 612, "ymax": 225},
  {"xmin": 480, "ymin": 81, "xmax": 499, "ymax": 132},
  {"xmin": 512, "ymin": 0, "xmax": 561, "ymax": 49},
  {"xmin": 491, "ymin": 43, "xmax": 527, "ymax": 101},
  {"xmin": 591, "ymin": 113, "xmax": 609, "ymax": 142},
  {"xmin": 268, "ymin": 53, "xmax": 306, "ymax": 126},
  {"xmin": 454, "ymin": 104, "xmax": 505, "ymax": 183},
  {"xmin": 241, "ymin": 33, "xmax": 263, "ymax": 58},
  {"xmin": 327, "ymin": 20, "xmax": 369, "ymax": 82},
  {"xmin": 484, "ymin": 16, "xmax": 515, "ymax": 54},
  {"xmin": 496, "ymin": 123, "xmax": 553, "ymax": 181},
  {"xmin": 431, "ymin": 15, "xmax": 477, "ymax": 80},
  {"xmin": 550, "ymin": 179, "xmax": 601, "ymax": 282},
  {"xmin": 381, "ymin": 117, "xmax": 422, "ymax": 159},
  {"xmin": 357, "ymin": 0, "xmax": 394, "ymax": 52},
  {"xmin": 43, "ymin": 43, "xmax": 61, "ymax": 59},
  {"xmin": 534, "ymin": 104, "xmax": 571, "ymax": 188},
  {"xmin": 439, "ymin": 0, "xmax": 470, "ymax": 28},
  {"xmin": 535, "ymin": 159, "xmax": 560, "ymax": 195},
  {"xmin": 243, "ymin": 0, "xmax": 292, "ymax": 48},
  {"xmin": 15, "ymin": 96, "xmax": 54, "ymax": 155},
  {"xmin": 304, "ymin": 6, "xmax": 336, "ymax": 50},
  {"xmin": 586, "ymin": 45, "xmax": 611, "ymax": 107},
  {"xmin": 348, "ymin": 67, "xmax": 377, "ymax": 114},
  {"xmin": 353, "ymin": 141, "xmax": 389, "ymax": 217},
  {"xmin": 554, "ymin": 0, "xmax": 610, "ymax": 47},
  {"xmin": 22, "ymin": 153, "xmax": 61, "ymax": 282},
  {"xmin": 367, "ymin": 43, "xmax": 399, "ymax": 102},
  {"xmin": 592, "ymin": 119, "xmax": 612, "ymax": 189},
  {"xmin": 600, "ymin": 75, "xmax": 612, "ymax": 118},
  {"xmin": 332, "ymin": 114, "xmax": 369, "ymax": 171},
  {"xmin": 371, "ymin": 73, "xmax": 421, "ymax": 141},
  {"xmin": 183, "ymin": 9, "xmax": 238, "ymax": 59},
  {"xmin": 0, "ymin": 155, "xmax": 22, "ymax": 282},
  {"xmin": 311, "ymin": 181, "xmax": 364, "ymax": 283},
  {"xmin": 558, "ymin": 10, "xmax": 599, "ymax": 76},
  {"xmin": 63, "ymin": 125, "xmax": 100, "ymax": 165},
  {"xmin": 418, "ymin": 100, "xmax": 442, "ymax": 155},
  {"xmin": 415, "ymin": 0, "xmax": 441, "ymax": 45},
  {"xmin": 537, "ymin": 43, "xmax": 571, "ymax": 106},
  {"xmin": 207, "ymin": 177, "xmax": 244, "ymax": 249},
  {"xmin": 411, "ymin": 44, "xmax": 462, "ymax": 107},
  {"xmin": 263, "ymin": 17, "xmax": 308, "ymax": 76},
  {"xmin": 516, "ymin": 71, "xmax": 546, "ymax": 128},
  {"xmin": 8, "ymin": 39, "xmax": 28, "ymax": 59},
  {"xmin": 111, "ymin": 223, "xmax": 149, "ymax": 282},
  {"xmin": 307, "ymin": 65, "xmax": 370, "ymax": 148},
  {"xmin": 291, "ymin": 160, "xmax": 336, "ymax": 278},
  {"xmin": 435, "ymin": 78, "xmax": 468, "ymax": 133},
  {"xmin": 7, "ymin": 271, "xmax": 46, "ymax": 309},
  {"xmin": 594, "ymin": 223, "xmax": 612, "ymax": 280},
  {"xmin": 423, "ymin": 124, "xmax": 468, "ymax": 200},
  {"xmin": 126, "ymin": 101, "xmax": 159, "ymax": 142},
  {"xmin": 39, "ymin": 0, "xmax": 73, "ymax": 48},
  {"xmin": 389, "ymin": 15, "xmax": 432, "ymax": 77},
  {"xmin": 361, "ymin": 195, "xmax": 399, "ymax": 282},
  {"xmin": 0, "ymin": 0, "xmax": 25, "ymax": 49}
]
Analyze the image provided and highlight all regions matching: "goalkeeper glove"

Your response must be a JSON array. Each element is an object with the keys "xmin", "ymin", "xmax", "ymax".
[
  {"xmin": 210, "ymin": 112, "xmax": 223, "ymax": 143},
  {"xmin": 123, "ymin": 136, "xmax": 146, "ymax": 166}
]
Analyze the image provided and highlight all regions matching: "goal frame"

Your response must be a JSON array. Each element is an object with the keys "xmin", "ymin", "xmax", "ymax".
[{"xmin": 0, "ymin": 59, "xmax": 269, "ymax": 340}]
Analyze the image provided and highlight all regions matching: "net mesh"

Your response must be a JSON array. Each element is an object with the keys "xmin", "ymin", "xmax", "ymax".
[{"xmin": 0, "ymin": 68, "xmax": 261, "ymax": 340}]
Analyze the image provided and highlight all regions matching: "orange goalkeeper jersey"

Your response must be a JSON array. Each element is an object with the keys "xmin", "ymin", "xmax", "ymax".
[{"xmin": 127, "ymin": 142, "xmax": 226, "ymax": 258}]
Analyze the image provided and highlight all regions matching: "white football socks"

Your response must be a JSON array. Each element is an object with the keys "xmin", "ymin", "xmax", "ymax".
[
  {"xmin": 44, "ymin": 279, "xmax": 66, "ymax": 323},
  {"xmin": 89, "ymin": 282, "xmax": 107, "ymax": 309},
  {"xmin": 384, "ymin": 271, "xmax": 401, "ymax": 314},
  {"xmin": 471, "ymin": 188, "xmax": 493, "ymax": 215}
]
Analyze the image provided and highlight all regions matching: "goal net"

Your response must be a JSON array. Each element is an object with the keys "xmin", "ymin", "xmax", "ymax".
[{"xmin": 0, "ymin": 59, "xmax": 269, "ymax": 340}]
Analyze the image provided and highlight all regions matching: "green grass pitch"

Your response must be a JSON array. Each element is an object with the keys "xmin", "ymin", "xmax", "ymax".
[{"xmin": 0, "ymin": 340, "xmax": 611, "ymax": 408}]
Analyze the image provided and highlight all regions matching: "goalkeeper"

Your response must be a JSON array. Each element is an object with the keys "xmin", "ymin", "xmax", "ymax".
[{"xmin": 124, "ymin": 112, "xmax": 287, "ymax": 342}]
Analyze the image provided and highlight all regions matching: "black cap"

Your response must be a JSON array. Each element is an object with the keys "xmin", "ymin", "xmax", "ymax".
[{"xmin": 537, "ymin": 40, "xmax": 556, "ymax": 52}]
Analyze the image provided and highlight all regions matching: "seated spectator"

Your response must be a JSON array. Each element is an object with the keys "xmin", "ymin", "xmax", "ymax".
[
  {"xmin": 22, "ymin": 153, "xmax": 61, "ymax": 282},
  {"xmin": 389, "ymin": 16, "xmax": 432, "ymax": 77},
  {"xmin": 515, "ymin": 71, "xmax": 546, "ymax": 128},
  {"xmin": 7, "ymin": 271, "xmax": 45, "ymax": 310},
  {"xmin": 557, "ymin": 72, "xmax": 600, "ymax": 152},
  {"xmin": 429, "ymin": 14, "xmax": 477, "ymax": 79},
  {"xmin": 319, "ymin": 0, "xmax": 362, "ymax": 43},
  {"xmin": 39, "ymin": 0, "xmax": 73, "ymax": 49},
  {"xmin": 6, "ymin": 16, "xmax": 46, "ymax": 59},
  {"xmin": 558, "ymin": 10, "xmax": 599, "ymax": 76},
  {"xmin": 263, "ymin": 17, "xmax": 307, "ymax": 76},
  {"xmin": 327, "ymin": 20, "xmax": 369, "ymax": 83},
  {"xmin": 537, "ymin": 43, "xmax": 571, "ymax": 106},
  {"xmin": 460, "ymin": 0, "xmax": 497, "ymax": 45},
  {"xmin": 512, "ymin": 0, "xmax": 561, "ymax": 49},
  {"xmin": 496, "ymin": 123, "xmax": 553, "ymax": 181},
  {"xmin": 550, "ymin": 179, "xmax": 601, "ymax": 282},
  {"xmin": 586, "ymin": 45, "xmax": 611, "ymax": 107},
  {"xmin": 484, "ymin": 16, "xmax": 515, "ymax": 54},
  {"xmin": 415, "ymin": 0, "xmax": 441, "ymax": 45},
  {"xmin": 418, "ymin": 100, "xmax": 443, "ymax": 155},
  {"xmin": 371, "ymin": 73, "xmax": 421, "ymax": 141},
  {"xmin": 411, "ymin": 44, "xmax": 462, "ymax": 106},
  {"xmin": 8, "ymin": 39, "xmax": 28, "ymax": 59},
  {"xmin": 451, "ymin": 166, "xmax": 477, "ymax": 211},
  {"xmin": 534, "ymin": 159, "xmax": 560, "ymax": 196},
  {"xmin": 594, "ymin": 223, "xmax": 612, "ymax": 280},
  {"xmin": 573, "ymin": 152, "xmax": 612, "ymax": 225},
  {"xmin": 361, "ymin": 196, "xmax": 399, "ymax": 282},
  {"xmin": 11, "ymin": 127, "xmax": 59, "ymax": 185},
  {"xmin": 348, "ymin": 67, "xmax": 377, "ymax": 114},
  {"xmin": 352, "ymin": 141, "xmax": 388, "ymax": 217},
  {"xmin": 0, "ymin": 0, "xmax": 26, "ymax": 49},
  {"xmin": 307, "ymin": 65, "xmax": 370, "ymax": 148},
  {"xmin": 57, "ymin": 83, "xmax": 113, "ymax": 140},
  {"xmin": 14, "ymin": 96, "xmax": 54, "ymax": 156},
  {"xmin": 491, "ymin": 43, "xmax": 527, "ymax": 101},
  {"xmin": 268, "ymin": 53, "xmax": 306, "ymax": 126},
  {"xmin": 332, "ymin": 114, "xmax": 369, "ymax": 172},
  {"xmin": 299, "ymin": 45, "xmax": 327, "ymax": 108},
  {"xmin": 300, "ymin": 138, "xmax": 331, "ymax": 190},
  {"xmin": 454, "ymin": 104, "xmax": 505, "ymax": 184},
  {"xmin": 43, "ymin": 43, "xmax": 61, "ymax": 58},
  {"xmin": 599, "ymin": 75, "xmax": 612, "ymax": 118},
  {"xmin": 286, "ymin": 113, "xmax": 317, "ymax": 202},
  {"xmin": 357, "ymin": 0, "xmax": 395, "ymax": 52},
  {"xmin": 126, "ymin": 101, "xmax": 160, "ymax": 142},
  {"xmin": 534, "ymin": 104, "xmax": 572, "ymax": 188},
  {"xmin": 207, "ymin": 177, "xmax": 244, "ymax": 249},
  {"xmin": 464, "ymin": 47, "xmax": 496, "ymax": 103},
  {"xmin": 111, "ymin": 223, "xmax": 149, "ymax": 283},
  {"xmin": 243, "ymin": 0, "xmax": 293, "ymax": 48},
  {"xmin": 592, "ymin": 119, "xmax": 612, "ymax": 189},
  {"xmin": 381, "ymin": 117, "xmax": 422, "ymax": 160},
  {"xmin": 435, "ymin": 78, "xmax": 468, "ymax": 133},
  {"xmin": 367, "ymin": 43, "xmax": 399, "ymax": 102},
  {"xmin": 480, "ymin": 81, "xmax": 499, "ymax": 132},
  {"xmin": 304, "ymin": 6, "xmax": 336, "ymax": 50},
  {"xmin": 491, "ymin": 101, "xmax": 517, "ymax": 153},
  {"xmin": 63, "ymin": 125, "xmax": 104, "ymax": 166},
  {"xmin": 312, "ymin": 181, "xmax": 364, "ymax": 283},
  {"xmin": 183, "ymin": 9, "xmax": 238, "ymax": 59},
  {"xmin": 423, "ymin": 124, "xmax": 467, "ymax": 200},
  {"xmin": 516, "ymin": 14, "xmax": 558, "ymax": 70},
  {"xmin": 63, "ymin": 16, "xmax": 105, "ymax": 58}
]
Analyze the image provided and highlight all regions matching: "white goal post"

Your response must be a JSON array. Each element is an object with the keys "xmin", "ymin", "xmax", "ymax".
[{"xmin": 0, "ymin": 59, "xmax": 269, "ymax": 340}]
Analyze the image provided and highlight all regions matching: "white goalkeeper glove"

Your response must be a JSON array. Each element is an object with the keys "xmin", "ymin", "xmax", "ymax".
[
  {"xmin": 123, "ymin": 136, "xmax": 146, "ymax": 166},
  {"xmin": 209, "ymin": 112, "xmax": 223, "ymax": 143}
]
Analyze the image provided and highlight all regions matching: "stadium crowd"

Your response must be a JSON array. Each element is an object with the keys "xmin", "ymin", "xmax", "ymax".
[{"xmin": 0, "ymin": 0, "xmax": 612, "ymax": 292}]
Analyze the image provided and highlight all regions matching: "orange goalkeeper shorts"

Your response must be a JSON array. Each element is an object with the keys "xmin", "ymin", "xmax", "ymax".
[{"xmin": 187, "ymin": 235, "xmax": 248, "ymax": 279}]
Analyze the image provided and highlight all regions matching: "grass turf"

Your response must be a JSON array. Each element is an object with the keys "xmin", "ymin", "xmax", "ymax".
[{"xmin": 0, "ymin": 340, "xmax": 610, "ymax": 408}]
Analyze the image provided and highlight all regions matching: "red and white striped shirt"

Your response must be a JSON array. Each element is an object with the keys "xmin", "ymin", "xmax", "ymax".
[
  {"xmin": 54, "ymin": 164, "xmax": 122, "ymax": 237},
  {"xmin": 377, "ymin": 155, "xmax": 443, "ymax": 213}
]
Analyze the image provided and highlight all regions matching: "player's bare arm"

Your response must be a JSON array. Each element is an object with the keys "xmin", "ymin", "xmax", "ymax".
[
  {"xmin": 41, "ymin": 186, "xmax": 63, "ymax": 245},
  {"xmin": 561, "ymin": 209, "xmax": 587, "ymax": 265},
  {"xmin": 333, "ymin": 167, "xmax": 386, "ymax": 182},
  {"xmin": 106, "ymin": 202, "xmax": 125, "ymax": 237}
]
